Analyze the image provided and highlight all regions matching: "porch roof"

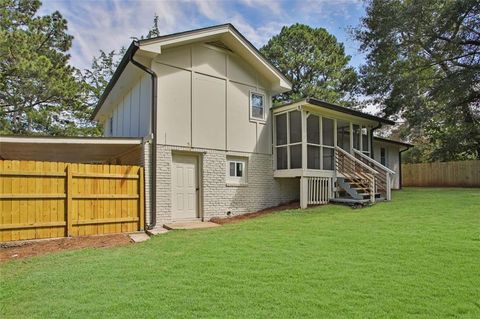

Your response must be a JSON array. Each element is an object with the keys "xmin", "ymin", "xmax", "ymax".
[
  {"xmin": 273, "ymin": 98, "xmax": 396, "ymax": 126},
  {"xmin": 0, "ymin": 136, "xmax": 143, "ymax": 163},
  {"xmin": 373, "ymin": 136, "xmax": 414, "ymax": 148}
]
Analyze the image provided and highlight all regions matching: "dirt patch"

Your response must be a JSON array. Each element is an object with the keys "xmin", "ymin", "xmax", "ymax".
[
  {"xmin": 211, "ymin": 201, "xmax": 300, "ymax": 225},
  {"xmin": 0, "ymin": 234, "xmax": 133, "ymax": 262}
]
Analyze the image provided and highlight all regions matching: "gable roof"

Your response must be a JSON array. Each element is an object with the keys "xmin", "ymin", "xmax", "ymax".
[
  {"xmin": 274, "ymin": 97, "xmax": 396, "ymax": 125},
  {"xmin": 137, "ymin": 23, "xmax": 291, "ymax": 89},
  {"xmin": 92, "ymin": 24, "xmax": 292, "ymax": 120}
]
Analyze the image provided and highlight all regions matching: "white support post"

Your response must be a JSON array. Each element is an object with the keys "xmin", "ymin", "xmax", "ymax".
[
  {"xmin": 386, "ymin": 172, "xmax": 392, "ymax": 201},
  {"xmin": 300, "ymin": 176, "xmax": 308, "ymax": 209},
  {"xmin": 301, "ymin": 109, "xmax": 307, "ymax": 172},
  {"xmin": 370, "ymin": 177, "xmax": 376, "ymax": 203}
]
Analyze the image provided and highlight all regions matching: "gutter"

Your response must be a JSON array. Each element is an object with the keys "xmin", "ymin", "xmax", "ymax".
[
  {"xmin": 129, "ymin": 42, "xmax": 157, "ymax": 230},
  {"xmin": 398, "ymin": 146, "xmax": 412, "ymax": 190}
]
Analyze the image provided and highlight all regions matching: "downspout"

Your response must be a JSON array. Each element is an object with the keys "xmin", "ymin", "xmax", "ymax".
[
  {"xmin": 129, "ymin": 42, "xmax": 157, "ymax": 229},
  {"xmin": 370, "ymin": 121, "xmax": 382, "ymax": 159},
  {"xmin": 398, "ymin": 146, "xmax": 411, "ymax": 190}
]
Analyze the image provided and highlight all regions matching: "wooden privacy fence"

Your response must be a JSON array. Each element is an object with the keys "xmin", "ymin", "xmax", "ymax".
[
  {"xmin": 0, "ymin": 160, "xmax": 144, "ymax": 242},
  {"xmin": 402, "ymin": 160, "xmax": 480, "ymax": 187}
]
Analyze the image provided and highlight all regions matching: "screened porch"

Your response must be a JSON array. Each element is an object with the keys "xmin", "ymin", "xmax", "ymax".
[{"xmin": 272, "ymin": 98, "xmax": 396, "ymax": 208}]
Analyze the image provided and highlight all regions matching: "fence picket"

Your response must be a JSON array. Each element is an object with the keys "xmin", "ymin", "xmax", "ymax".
[{"xmin": 0, "ymin": 160, "xmax": 144, "ymax": 242}]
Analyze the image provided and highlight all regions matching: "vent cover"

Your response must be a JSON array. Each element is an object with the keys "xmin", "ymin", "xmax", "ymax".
[{"xmin": 205, "ymin": 40, "xmax": 232, "ymax": 52}]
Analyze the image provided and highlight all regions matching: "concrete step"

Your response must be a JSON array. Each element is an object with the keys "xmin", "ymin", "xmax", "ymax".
[{"xmin": 163, "ymin": 221, "xmax": 221, "ymax": 230}]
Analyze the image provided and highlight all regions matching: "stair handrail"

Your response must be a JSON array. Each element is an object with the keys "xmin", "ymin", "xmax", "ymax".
[
  {"xmin": 352, "ymin": 149, "xmax": 394, "ymax": 201},
  {"xmin": 334, "ymin": 146, "xmax": 377, "ymax": 202},
  {"xmin": 352, "ymin": 149, "xmax": 396, "ymax": 175},
  {"xmin": 335, "ymin": 147, "xmax": 380, "ymax": 175}
]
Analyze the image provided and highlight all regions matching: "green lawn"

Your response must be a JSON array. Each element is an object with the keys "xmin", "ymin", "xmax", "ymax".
[{"xmin": 1, "ymin": 188, "xmax": 479, "ymax": 318}]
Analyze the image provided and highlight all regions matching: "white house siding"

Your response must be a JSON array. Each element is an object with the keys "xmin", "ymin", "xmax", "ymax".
[
  {"xmin": 152, "ymin": 43, "xmax": 271, "ymax": 154},
  {"xmin": 147, "ymin": 43, "xmax": 296, "ymax": 223},
  {"xmin": 155, "ymin": 145, "xmax": 299, "ymax": 224},
  {"xmin": 373, "ymin": 141, "xmax": 402, "ymax": 189},
  {"xmin": 104, "ymin": 74, "xmax": 151, "ymax": 138}
]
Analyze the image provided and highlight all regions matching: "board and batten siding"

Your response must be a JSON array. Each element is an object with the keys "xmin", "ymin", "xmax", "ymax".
[
  {"xmin": 152, "ymin": 43, "xmax": 272, "ymax": 154},
  {"xmin": 104, "ymin": 73, "xmax": 151, "ymax": 138}
]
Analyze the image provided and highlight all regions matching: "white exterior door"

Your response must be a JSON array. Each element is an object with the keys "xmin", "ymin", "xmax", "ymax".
[{"xmin": 172, "ymin": 155, "xmax": 198, "ymax": 220}]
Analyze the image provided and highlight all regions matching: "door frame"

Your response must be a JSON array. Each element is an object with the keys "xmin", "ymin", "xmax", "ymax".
[{"xmin": 171, "ymin": 151, "xmax": 204, "ymax": 221}]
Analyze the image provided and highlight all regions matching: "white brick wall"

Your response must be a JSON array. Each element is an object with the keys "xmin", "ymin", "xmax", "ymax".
[{"xmin": 155, "ymin": 145, "xmax": 299, "ymax": 224}]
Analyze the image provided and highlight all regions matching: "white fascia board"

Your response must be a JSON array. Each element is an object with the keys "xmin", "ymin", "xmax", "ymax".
[{"xmin": 0, "ymin": 136, "xmax": 142, "ymax": 145}]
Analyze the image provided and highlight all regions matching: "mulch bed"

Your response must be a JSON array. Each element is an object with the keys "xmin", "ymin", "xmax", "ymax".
[
  {"xmin": 0, "ymin": 234, "xmax": 133, "ymax": 262},
  {"xmin": 210, "ymin": 201, "xmax": 300, "ymax": 225}
]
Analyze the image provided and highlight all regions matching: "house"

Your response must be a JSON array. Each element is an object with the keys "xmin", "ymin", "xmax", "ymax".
[{"xmin": 90, "ymin": 24, "xmax": 411, "ymax": 228}]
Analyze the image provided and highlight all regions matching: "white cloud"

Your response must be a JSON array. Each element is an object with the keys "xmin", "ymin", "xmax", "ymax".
[{"xmin": 37, "ymin": 0, "xmax": 365, "ymax": 70}]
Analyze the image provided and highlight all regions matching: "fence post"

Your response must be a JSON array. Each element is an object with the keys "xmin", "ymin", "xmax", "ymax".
[
  {"xmin": 66, "ymin": 164, "xmax": 73, "ymax": 237},
  {"xmin": 138, "ymin": 167, "xmax": 145, "ymax": 231}
]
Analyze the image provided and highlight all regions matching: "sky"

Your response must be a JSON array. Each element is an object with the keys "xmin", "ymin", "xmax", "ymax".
[{"xmin": 39, "ymin": 0, "xmax": 367, "ymax": 71}]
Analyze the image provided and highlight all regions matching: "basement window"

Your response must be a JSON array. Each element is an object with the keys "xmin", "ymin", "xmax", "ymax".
[
  {"xmin": 250, "ymin": 92, "xmax": 266, "ymax": 122},
  {"xmin": 226, "ymin": 157, "xmax": 247, "ymax": 185}
]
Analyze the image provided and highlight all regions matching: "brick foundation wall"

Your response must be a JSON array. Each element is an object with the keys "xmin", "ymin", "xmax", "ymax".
[{"xmin": 155, "ymin": 145, "xmax": 299, "ymax": 224}]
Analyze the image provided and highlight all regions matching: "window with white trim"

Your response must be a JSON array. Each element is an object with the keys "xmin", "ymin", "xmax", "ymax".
[
  {"xmin": 226, "ymin": 157, "xmax": 247, "ymax": 185},
  {"xmin": 250, "ymin": 92, "xmax": 266, "ymax": 121}
]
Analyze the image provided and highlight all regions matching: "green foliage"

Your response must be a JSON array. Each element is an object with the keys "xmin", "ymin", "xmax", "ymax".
[
  {"xmin": 82, "ymin": 48, "xmax": 125, "ymax": 109},
  {"xmin": 0, "ymin": 0, "xmax": 100, "ymax": 136},
  {"xmin": 2, "ymin": 188, "xmax": 479, "ymax": 317},
  {"xmin": 355, "ymin": 0, "xmax": 480, "ymax": 162},
  {"xmin": 260, "ymin": 23, "xmax": 358, "ymax": 106}
]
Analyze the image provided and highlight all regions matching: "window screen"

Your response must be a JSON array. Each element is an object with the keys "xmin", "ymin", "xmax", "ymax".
[{"xmin": 251, "ymin": 93, "xmax": 265, "ymax": 120}]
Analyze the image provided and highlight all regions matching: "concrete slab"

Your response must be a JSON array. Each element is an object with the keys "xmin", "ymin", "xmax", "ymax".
[
  {"xmin": 146, "ymin": 227, "xmax": 169, "ymax": 236},
  {"xmin": 163, "ymin": 221, "xmax": 221, "ymax": 230},
  {"xmin": 128, "ymin": 232, "xmax": 150, "ymax": 243}
]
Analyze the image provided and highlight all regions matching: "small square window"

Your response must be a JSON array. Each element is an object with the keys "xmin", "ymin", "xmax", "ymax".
[
  {"xmin": 226, "ymin": 157, "xmax": 247, "ymax": 185},
  {"xmin": 250, "ymin": 92, "xmax": 266, "ymax": 121}
]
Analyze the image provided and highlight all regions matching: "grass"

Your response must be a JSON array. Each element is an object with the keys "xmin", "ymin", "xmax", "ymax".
[{"xmin": 1, "ymin": 188, "xmax": 479, "ymax": 318}]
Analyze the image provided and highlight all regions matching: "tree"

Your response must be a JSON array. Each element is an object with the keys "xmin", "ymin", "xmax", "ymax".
[
  {"xmin": 0, "ymin": 0, "xmax": 98, "ymax": 136},
  {"xmin": 260, "ymin": 23, "xmax": 358, "ymax": 106},
  {"xmin": 354, "ymin": 0, "xmax": 480, "ymax": 162},
  {"xmin": 82, "ymin": 48, "xmax": 125, "ymax": 110},
  {"xmin": 84, "ymin": 14, "xmax": 160, "ymax": 114}
]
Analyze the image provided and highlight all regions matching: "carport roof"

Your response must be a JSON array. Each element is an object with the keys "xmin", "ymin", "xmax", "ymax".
[{"xmin": 0, "ymin": 136, "xmax": 143, "ymax": 163}]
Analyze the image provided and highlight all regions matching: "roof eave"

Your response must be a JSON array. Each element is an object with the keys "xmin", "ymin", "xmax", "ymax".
[{"xmin": 91, "ymin": 42, "xmax": 139, "ymax": 121}]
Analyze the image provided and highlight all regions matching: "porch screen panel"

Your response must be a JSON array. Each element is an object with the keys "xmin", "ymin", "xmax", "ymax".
[
  {"xmin": 362, "ymin": 127, "xmax": 369, "ymax": 154},
  {"xmin": 276, "ymin": 114, "xmax": 287, "ymax": 146},
  {"xmin": 353, "ymin": 124, "xmax": 361, "ymax": 150},
  {"xmin": 307, "ymin": 145, "xmax": 320, "ymax": 169},
  {"xmin": 322, "ymin": 118, "xmax": 334, "ymax": 146},
  {"xmin": 290, "ymin": 144, "xmax": 302, "ymax": 169},
  {"xmin": 289, "ymin": 110, "xmax": 302, "ymax": 143},
  {"xmin": 307, "ymin": 115, "xmax": 320, "ymax": 144},
  {"xmin": 323, "ymin": 147, "xmax": 334, "ymax": 170},
  {"xmin": 276, "ymin": 147, "xmax": 288, "ymax": 169},
  {"xmin": 337, "ymin": 120, "xmax": 350, "ymax": 151}
]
